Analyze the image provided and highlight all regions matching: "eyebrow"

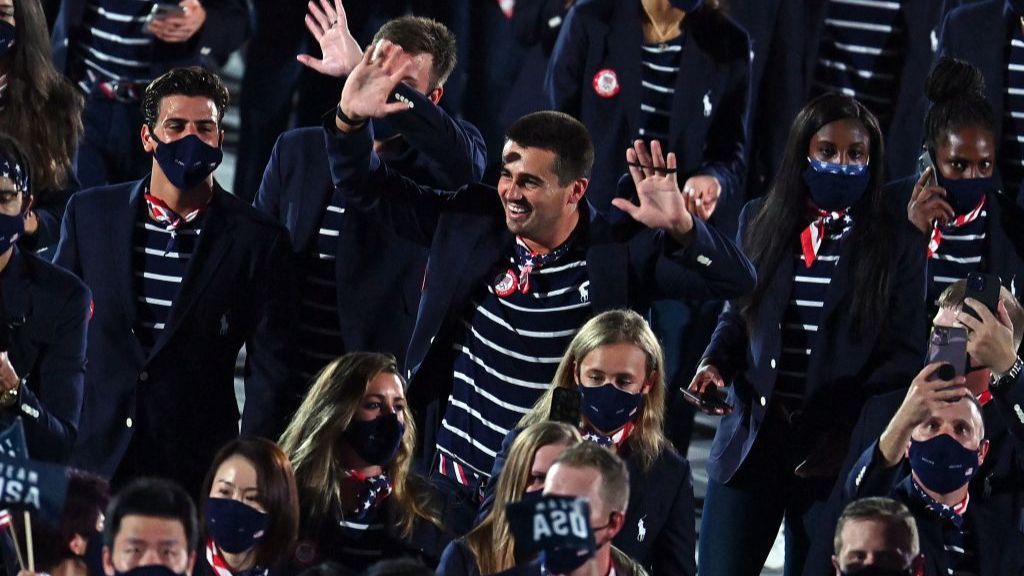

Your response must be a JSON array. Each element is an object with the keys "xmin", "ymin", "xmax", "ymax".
[{"xmin": 502, "ymin": 152, "xmax": 522, "ymax": 164}]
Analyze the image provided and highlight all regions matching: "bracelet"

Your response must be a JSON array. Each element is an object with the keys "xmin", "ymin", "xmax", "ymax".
[
  {"xmin": 991, "ymin": 355, "xmax": 1023, "ymax": 391},
  {"xmin": 335, "ymin": 104, "xmax": 365, "ymax": 128}
]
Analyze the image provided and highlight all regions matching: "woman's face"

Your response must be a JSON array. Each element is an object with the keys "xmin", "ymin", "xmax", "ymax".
[
  {"xmin": 0, "ymin": 0, "xmax": 13, "ymax": 27},
  {"xmin": 575, "ymin": 343, "xmax": 652, "ymax": 395},
  {"xmin": 210, "ymin": 455, "xmax": 265, "ymax": 513},
  {"xmin": 524, "ymin": 441, "xmax": 571, "ymax": 494},
  {"xmin": 935, "ymin": 125, "xmax": 995, "ymax": 180},
  {"xmin": 807, "ymin": 118, "xmax": 871, "ymax": 166},
  {"xmin": 354, "ymin": 372, "xmax": 406, "ymax": 423}
]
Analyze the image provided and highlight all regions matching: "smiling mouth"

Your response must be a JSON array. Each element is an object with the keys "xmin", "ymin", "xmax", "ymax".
[{"xmin": 507, "ymin": 202, "xmax": 531, "ymax": 216}]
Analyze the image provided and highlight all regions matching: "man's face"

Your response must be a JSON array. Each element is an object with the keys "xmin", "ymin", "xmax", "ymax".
[
  {"xmin": 141, "ymin": 95, "xmax": 223, "ymax": 154},
  {"xmin": 832, "ymin": 518, "xmax": 915, "ymax": 574},
  {"xmin": 103, "ymin": 515, "xmax": 194, "ymax": 576},
  {"xmin": 497, "ymin": 141, "xmax": 585, "ymax": 250},
  {"xmin": 544, "ymin": 463, "xmax": 618, "ymax": 546},
  {"xmin": 910, "ymin": 396, "xmax": 986, "ymax": 453},
  {"xmin": 0, "ymin": 176, "xmax": 25, "ymax": 218}
]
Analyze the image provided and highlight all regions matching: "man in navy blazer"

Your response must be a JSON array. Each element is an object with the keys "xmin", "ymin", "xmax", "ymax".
[
  {"xmin": 255, "ymin": 14, "xmax": 485, "ymax": 373},
  {"xmin": 331, "ymin": 41, "xmax": 755, "ymax": 532},
  {"xmin": 0, "ymin": 135, "xmax": 90, "ymax": 464},
  {"xmin": 54, "ymin": 67, "xmax": 299, "ymax": 496}
]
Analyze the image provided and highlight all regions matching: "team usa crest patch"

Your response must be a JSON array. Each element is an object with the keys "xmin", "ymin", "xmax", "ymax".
[
  {"xmin": 592, "ymin": 68, "xmax": 620, "ymax": 98},
  {"xmin": 494, "ymin": 268, "xmax": 518, "ymax": 297}
]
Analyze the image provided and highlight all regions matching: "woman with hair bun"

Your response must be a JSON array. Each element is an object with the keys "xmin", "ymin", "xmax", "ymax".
[{"xmin": 900, "ymin": 56, "xmax": 1024, "ymax": 307}]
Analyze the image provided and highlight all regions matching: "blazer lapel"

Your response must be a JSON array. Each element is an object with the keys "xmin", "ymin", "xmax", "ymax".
[
  {"xmin": 669, "ymin": 32, "xmax": 713, "ymax": 159},
  {"xmin": 147, "ymin": 188, "xmax": 234, "ymax": 360},
  {"xmin": 116, "ymin": 181, "xmax": 147, "ymax": 329}
]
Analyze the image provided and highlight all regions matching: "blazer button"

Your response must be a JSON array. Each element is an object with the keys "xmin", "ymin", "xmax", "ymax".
[
  {"xmin": 139, "ymin": 371, "xmax": 149, "ymax": 382},
  {"xmin": 126, "ymin": 417, "xmax": 133, "ymax": 428},
  {"xmin": 770, "ymin": 358, "xmax": 776, "ymax": 369},
  {"xmin": 760, "ymin": 396, "xmax": 767, "ymax": 407}
]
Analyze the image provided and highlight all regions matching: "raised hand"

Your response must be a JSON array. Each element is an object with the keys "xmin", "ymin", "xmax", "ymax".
[
  {"xmin": 611, "ymin": 139, "xmax": 695, "ymax": 243},
  {"xmin": 907, "ymin": 167, "xmax": 954, "ymax": 234},
  {"xmin": 337, "ymin": 41, "xmax": 421, "ymax": 129},
  {"xmin": 683, "ymin": 174, "xmax": 721, "ymax": 220},
  {"xmin": 878, "ymin": 361, "xmax": 968, "ymax": 466},
  {"xmin": 297, "ymin": 0, "xmax": 362, "ymax": 77},
  {"xmin": 959, "ymin": 297, "xmax": 1017, "ymax": 375}
]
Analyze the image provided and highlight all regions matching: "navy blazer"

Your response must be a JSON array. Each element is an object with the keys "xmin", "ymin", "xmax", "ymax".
[
  {"xmin": 324, "ymin": 120, "xmax": 756, "ymax": 400},
  {"xmin": 702, "ymin": 198, "xmax": 928, "ymax": 484},
  {"xmin": 0, "ymin": 247, "xmax": 89, "ymax": 462},
  {"xmin": 51, "ymin": 0, "xmax": 249, "ymax": 77},
  {"xmin": 739, "ymin": 0, "xmax": 944, "ymax": 191},
  {"xmin": 844, "ymin": 437, "xmax": 1024, "ymax": 576},
  {"xmin": 479, "ymin": 427, "xmax": 696, "ymax": 575},
  {"xmin": 546, "ymin": 0, "xmax": 750, "ymax": 237},
  {"xmin": 54, "ymin": 180, "xmax": 299, "ymax": 494},
  {"xmin": 254, "ymin": 87, "xmax": 485, "ymax": 367}
]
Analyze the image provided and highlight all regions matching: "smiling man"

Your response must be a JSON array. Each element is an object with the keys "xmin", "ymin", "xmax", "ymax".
[
  {"xmin": 325, "ymin": 41, "xmax": 756, "ymax": 535},
  {"xmin": 55, "ymin": 67, "xmax": 300, "ymax": 497}
]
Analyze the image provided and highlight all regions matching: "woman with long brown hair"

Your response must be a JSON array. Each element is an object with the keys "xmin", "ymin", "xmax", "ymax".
[
  {"xmin": 279, "ymin": 352, "xmax": 450, "ymax": 571},
  {"xmin": 0, "ymin": 0, "xmax": 82, "ymax": 254}
]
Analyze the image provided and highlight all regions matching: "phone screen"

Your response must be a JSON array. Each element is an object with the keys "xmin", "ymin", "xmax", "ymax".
[
  {"xmin": 917, "ymin": 149, "xmax": 937, "ymax": 187},
  {"xmin": 926, "ymin": 325, "xmax": 968, "ymax": 378},
  {"xmin": 549, "ymin": 387, "xmax": 581, "ymax": 425}
]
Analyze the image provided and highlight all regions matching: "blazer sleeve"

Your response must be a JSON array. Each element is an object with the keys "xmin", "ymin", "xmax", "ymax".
[
  {"xmin": 253, "ymin": 134, "xmax": 284, "ymax": 219},
  {"xmin": 22, "ymin": 179, "xmax": 77, "ymax": 254},
  {"xmin": 241, "ymin": 228, "xmax": 302, "ymax": 439},
  {"xmin": 386, "ymin": 84, "xmax": 488, "ymax": 186},
  {"xmin": 992, "ymin": 371, "xmax": 1024, "ymax": 446},
  {"xmin": 436, "ymin": 540, "xmax": 477, "ymax": 576},
  {"xmin": 196, "ymin": 0, "xmax": 250, "ymax": 64},
  {"xmin": 652, "ymin": 458, "xmax": 698, "ymax": 576},
  {"xmin": 696, "ymin": 38, "xmax": 750, "ymax": 213},
  {"xmin": 844, "ymin": 439, "xmax": 907, "ymax": 501},
  {"xmin": 53, "ymin": 193, "xmax": 82, "ymax": 278},
  {"xmin": 16, "ymin": 280, "xmax": 90, "ymax": 463},
  {"xmin": 545, "ymin": 4, "xmax": 588, "ymax": 117}
]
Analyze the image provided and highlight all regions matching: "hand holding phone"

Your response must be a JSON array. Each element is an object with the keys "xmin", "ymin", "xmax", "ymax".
[
  {"xmin": 684, "ymin": 363, "xmax": 732, "ymax": 415},
  {"xmin": 926, "ymin": 325, "xmax": 968, "ymax": 379},
  {"xmin": 963, "ymin": 272, "xmax": 1000, "ymax": 322},
  {"xmin": 908, "ymin": 150, "xmax": 954, "ymax": 234}
]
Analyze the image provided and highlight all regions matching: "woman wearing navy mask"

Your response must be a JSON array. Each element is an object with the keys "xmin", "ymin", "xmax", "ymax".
[
  {"xmin": 484, "ymin": 310, "xmax": 696, "ymax": 575},
  {"xmin": 437, "ymin": 421, "xmax": 582, "ymax": 575},
  {"xmin": 198, "ymin": 437, "xmax": 299, "ymax": 576},
  {"xmin": 687, "ymin": 93, "xmax": 927, "ymax": 576},
  {"xmin": 0, "ymin": 0, "xmax": 82, "ymax": 256},
  {"xmin": 279, "ymin": 352, "xmax": 449, "ymax": 571},
  {"xmin": 898, "ymin": 57, "xmax": 1024, "ymax": 309}
]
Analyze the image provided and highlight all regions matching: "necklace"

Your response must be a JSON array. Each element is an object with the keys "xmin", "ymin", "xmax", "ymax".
[{"xmin": 643, "ymin": 6, "xmax": 685, "ymax": 44}]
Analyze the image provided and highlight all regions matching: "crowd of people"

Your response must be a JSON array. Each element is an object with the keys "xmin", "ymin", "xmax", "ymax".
[{"xmin": 0, "ymin": 0, "xmax": 1022, "ymax": 575}]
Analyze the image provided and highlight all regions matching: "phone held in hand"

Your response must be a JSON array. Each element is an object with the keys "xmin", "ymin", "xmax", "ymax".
[
  {"xmin": 964, "ymin": 272, "xmax": 1000, "ymax": 322},
  {"xmin": 917, "ymin": 149, "xmax": 938, "ymax": 187},
  {"xmin": 682, "ymin": 386, "xmax": 732, "ymax": 413},
  {"xmin": 149, "ymin": 2, "xmax": 185, "ymax": 21},
  {"xmin": 926, "ymin": 325, "xmax": 968, "ymax": 380},
  {"xmin": 549, "ymin": 386, "xmax": 581, "ymax": 426}
]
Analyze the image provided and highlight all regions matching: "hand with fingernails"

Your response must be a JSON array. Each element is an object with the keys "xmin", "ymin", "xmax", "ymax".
[
  {"xmin": 298, "ymin": 0, "xmax": 362, "ymax": 77},
  {"xmin": 686, "ymin": 361, "xmax": 731, "ymax": 415},
  {"xmin": 908, "ymin": 166, "xmax": 954, "ymax": 234},
  {"xmin": 683, "ymin": 174, "xmax": 722, "ymax": 220},
  {"xmin": 611, "ymin": 139, "xmax": 695, "ymax": 244},
  {"xmin": 878, "ymin": 361, "xmax": 969, "ymax": 467},
  {"xmin": 336, "ymin": 40, "xmax": 422, "ymax": 131},
  {"xmin": 958, "ymin": 297, "xmax": 1017, "ymax": 375},
  {"xmin": 147, "ymin": 0, "xmax": 206, "ymax": 43}
]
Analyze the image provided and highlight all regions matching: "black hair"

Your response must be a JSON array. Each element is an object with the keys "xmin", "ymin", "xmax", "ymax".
[
  {"xmin": 923, "ymin": 57, "xmax": 995, "ymax": 151},
  {"xmin": 505, "ymin": 111, "xmax": 594, "ymax": 185},
  {"xmin": 742, "ymin": 93, "xmax": 895, "ymax": 333},
  {"xmin": 372, "ymin": 16, "xmax": 457, "ymax": 90},
  {"xmin": 141, "ymin": 66, "xmax": 230, "ymax": 129},
  {"xmin": 103, "ymin": 478, "xmax": 198, "ymax": 550}
]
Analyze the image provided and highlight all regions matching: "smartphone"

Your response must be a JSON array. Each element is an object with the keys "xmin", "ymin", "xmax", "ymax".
[
  {"xmin": 149, "ymin": 3, "xmax": 185, "ymax": 20},
  {"xmin": 549, "ymin": 387, "xmax": 581, "ymax": 425},
  {"xmin": 917, "ymin": 149, "xmax": 937, "ymax": 187},
  {"xmin": 926, "ymin": 325, "xmax": 968, "ymax": 379},
  {"xmin": 964, "ymin": 272, "xmax": 1001, "ymax": 322},
  {"xmin": 681, "ymin": 387, "xmax": 733, "ymax": 413}
]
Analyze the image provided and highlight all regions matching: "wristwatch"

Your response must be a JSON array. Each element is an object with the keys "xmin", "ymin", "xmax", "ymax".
[
  {"xmin": 991, "ymin": 355, "xmax": 1024, "ymax": 391},
  {"xmin": 0, "ymin": 379, "xmax": 20, "ymax": 408}
]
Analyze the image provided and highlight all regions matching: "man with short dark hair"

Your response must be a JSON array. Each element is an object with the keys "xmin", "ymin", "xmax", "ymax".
[
  {"xmin": 832, "ymin": 497, "xmax": 920, "ymax": 575},
  {"xmin": 55, "ymin": 67, "xmax": 299, "ymax": 496},
  {"xmin": 255, "ymin": 10, "xmax": 485, "ymax": 376},
  {"xmin": 328, "ymin": 42, "xmax": 755, "ymax": 534},
  {"xmin": 103, "ymin": 478, "xmax": 198, "ymax": 576}
]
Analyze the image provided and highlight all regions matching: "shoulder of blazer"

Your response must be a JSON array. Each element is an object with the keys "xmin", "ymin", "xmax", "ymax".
[
  {"xmin": 214, "ymin": 188, "xmax": 290, "ymax": 236},
  {"xmin": 571, "ymin": 0, "xmax": 618, "ymax": 22},
  {"xmin": 688, "ymin": 8, "xmax": 750, "ymax": 63},
  {"xmin": 21, "ymin": 250, "xmax": 90, "ymax": 303},
  {"xmin": 628, "ymin": 446, "xmax": 690, "ymax": 484}
]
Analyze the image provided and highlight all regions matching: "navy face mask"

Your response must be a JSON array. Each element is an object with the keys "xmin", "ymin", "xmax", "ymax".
[
  {"xmin": 840, "ymin": 566, "xmax": 913, "ymax": 576},
  {"xmin": 0, "ymin": 210, "xmax": 22, "ymax": 254},
  {"xmin": 669, "ymin": 0, "xmax": 704, "ymax": 10},
  {"xmin": 802, "ymin": 158, "xmax": 870, "ymax": 212},
  {"xmin": 578, "ymin": 383, "xmax": 644, "ymax": 434},
  {"xmin": 935, "ymin": 171, "xmax": 992, "ymax": 216},
  {"xmin": 0, "ymin": 21, "xmax": 15, "ymax": 57},
  {"xmin": 519, "ymin": 488, "xmax": 544, "ymax": 506},
  {"xmin": 152, "ymin": 134, "xmax": 223, "ymax": 191},
  {"xmin": 115, "ymin": 565, "xmax": 185, "ymax": 576},
  {"xmin": 909, "ymin": 433, "xmax": 981, "ymax": 494},
  {"xmin": 205, "ymin": 497, "xmax": 268, "ymax": 554},
  {"xmin": 344, "ymin": 413, "xmax": 405, "ymax": 466}
]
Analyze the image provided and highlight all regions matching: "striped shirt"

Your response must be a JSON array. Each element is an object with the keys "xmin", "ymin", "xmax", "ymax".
[
  {"xmin": 1001, "ymin": 25, "xmax": 1024, "ymax": 204},
  {"xmin": 775, "ymin": 217, "xmax": 851, "ymax": 404},
  {"xmin": 811, "ymin": 0, "xmax": 904, "ymax": 128},
  {"xmin": 132, "ymin": 204, "xmax": 203, "ymax": 354},
  {"xmin": 436, "ymin": 240, "xmax": 591, "ymax": 484},
  {"xmin": 637, "ymin": 36, "xmax": 683, "ymax": 146},
  {"xmin": 295, "ymin": 189, "xmax": 347, "ymax": 381},
  {"xmin": 928, "ymin": 212, "xmax": 986, "ymax": 308},
  {"xmin": 76, "ymin": 0, "xmax": 155, "ymax": 87}
]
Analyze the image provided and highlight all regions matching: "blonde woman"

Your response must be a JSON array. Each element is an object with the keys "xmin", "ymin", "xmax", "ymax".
[
  {"xmin": 279, "ymin": 352, "xmax": 449, "ymax": 571},
  {"xmin": 437, "ymin": 421, "xmax": 582, "ymax": 575},
  {"xmin": 485, "ymin": 309, "xmax": 696, "ymax": 575}
]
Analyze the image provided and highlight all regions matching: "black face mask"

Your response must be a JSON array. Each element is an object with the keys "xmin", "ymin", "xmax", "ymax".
[
  {"xmin": 343, "ymin": 413, "xmax": 405, "ymax": 466},
  {"xmin": 935, "ymin": 170, "xmax": 992, "ymax": 216},
  {"xmin": 840, "ymin": 565, "xmax": 913, "ymax": 576},
  {"xmin": 114, "ymin": 564, "xmax": 186, "ymax": 576}
]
